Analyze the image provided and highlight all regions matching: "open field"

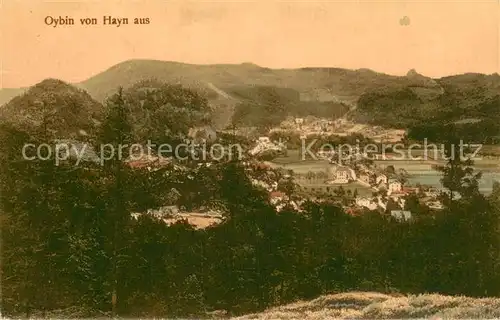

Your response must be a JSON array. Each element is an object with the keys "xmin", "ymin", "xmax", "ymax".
[
  {"xmin": 480, "ymin": 145, "xmax": 500, "ymax": 156},
  {"xmin": 266, "ymin": 150, "xmax": 331, "ymax": 174},
  {"xmin": 298, "ymin": 181, "xmax": 373, "ymax": 197},
  {"xmin": 270, "ymin": 149, "xmax": 308, "ymax": 164},
  {"xmin": 269, "ymin": 160, "xmax": 331, "ymax": 174},
  {"xmin": 374, "ymin": 160, "xmax": 500, "ymax": 194},
  {"xmin": 269, "ymin": 150, "xmax": 499, "ymax": 194},
  {"xmin": 233, "ymin": 291, "xmax": 500, "ymax": 319}
]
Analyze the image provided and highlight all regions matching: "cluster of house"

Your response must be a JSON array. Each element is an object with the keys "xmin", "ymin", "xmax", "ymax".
[
  {"xmin": 271, "ymin": 117, "xmax": 343, "ymax": 138},
  {"xmin": 327, "ymin": 162, "xmax": 446, "ymax": 219},
  {"xmin": 422, "ymin": 189, "xmax": 444, "ymax": 210},
  {"xmin": 354, "ymin": 193, "xmax": 407, "ymax": 211},
  {"xmin": 268, "ymin": 191, "xmax": 304, "ymax": 212},
  {"xmin": 131, "ymin": 205, "xmax": 224, "ymax": 229},
  {"xmin": 245, "ymin": 160, "xmax": 425, "ymax": 219},
  {"xmin": 327, "ymin": 164, "xmax": 404, "ymax": 194},
  {"xmin": 273, "ymin": 117, "xmax": 406, "ymax": 143},
  {"xmin": 126, "ymin": 146, "xmax": 173, "ymax": 170},
  {"xmin": 243, "ymin": 161, "xmax": 302, "ymax": 212},
  {"xmin": 128, "ymin": 156, "xmax": 446, "ymax": 228},
  {"xmin": 248, "ymin": 136, "xmax": 286, "ymax": 157},
  {"xmin": 352, "ymin": 189, "xmax": 444, "ymax": 220}
]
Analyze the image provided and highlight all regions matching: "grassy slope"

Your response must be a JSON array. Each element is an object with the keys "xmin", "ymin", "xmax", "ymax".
[{"xmin": 233, "ymin": 292, "xmax": 500, "ymax": 319}]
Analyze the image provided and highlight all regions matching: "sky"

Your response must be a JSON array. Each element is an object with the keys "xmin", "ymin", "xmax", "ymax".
[{"xmin": 1, "ymin": 0, "xmax": 499, "ymax": 88}]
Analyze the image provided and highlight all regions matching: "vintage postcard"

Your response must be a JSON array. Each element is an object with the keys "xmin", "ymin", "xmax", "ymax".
[{"xmin": 1, "ymin": 0, "xmax": 500, "ymax": 319}]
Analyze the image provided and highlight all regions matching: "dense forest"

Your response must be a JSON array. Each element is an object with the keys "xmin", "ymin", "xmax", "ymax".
[
  {"xmin": 230, "ymin": 86, "xmax": 349, "ymax": 129},
  {"xmin": 1, "ymin": 82, "xmax": 500, "ymax": 318},
  {"xmin": 354, "ymin": 81, "xmax": 500, "ymax": 143}
]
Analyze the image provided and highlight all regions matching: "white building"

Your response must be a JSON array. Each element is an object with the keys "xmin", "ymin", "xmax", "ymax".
[
  {"xmin": 131, "ymin": 205, "xmax": 180, "ymax": 220},
  {"xmin": 270, "ymin": 191, "xmax": 302, "ymax": 212},
  {"xmin": 427, "ymin": 201, "xmax": 444, "ymax": 210},
  {"xmin": 295, "ymin": 118, "xmax": 304, "ymax": 125},
  {"xmin": 355, "ymin": 197, "xmax": 378, "ymax": 210},
  {"xmin": 249, "ymin": 137, "xmax": 284, "ymax": 156},
  {"xmin": 251, "ymin": 179, "xmax": 278, "ymax": 192},
  {"xmin": 425, "ymin": 189, "xmax": 440, "ymax": 198},
  {"xmin": 258, "ymin": 136, "xmax": 271, "ymax": 144},
  {"xmin": 391, "ymin": 210, "xmax": 412, "ymax": 221},
  {"xmin": 328, "ymin": 166, "xmax": 356, "ymax": 184},
  {"xmin": 387, "ymin": 179, "xmax": 403, "ymax": 194}
]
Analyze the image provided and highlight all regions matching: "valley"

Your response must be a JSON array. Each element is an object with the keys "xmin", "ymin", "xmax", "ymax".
[{"xmin": 1, "ymin": 59, "xmax": 500, "ymax": 319}]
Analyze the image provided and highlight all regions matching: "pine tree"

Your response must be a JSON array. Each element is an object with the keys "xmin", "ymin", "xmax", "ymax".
[
  {"xmin": 98, "ymin": 87, "xmax": 134, "ymax": 316},
  {"xmin": 434, "ymin": 136, "xmax": 481, "ymax": 206}
]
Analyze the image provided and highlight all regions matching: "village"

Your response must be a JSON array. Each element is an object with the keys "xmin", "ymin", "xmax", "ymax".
[
  {"xmin": 130, "ymin": 142, "xmax": 445, "ymax": 229},
  {"xmin": 251, "ymin": 152, "xmax": 444, "ymax": 222},
  {"xmin": 271, "ymin": 116, "xmax": 407, "ymax": 143},
  {"xmin": 55, "ymin": 114, "xmax": 454, "ymax": 229},
  {"xmin": 243, "ymin": 116, "xmax": 447, "ymax": 223},
  {"xmin": 117, "ymin": 115, "xmax": 453, "ymax": 228}
]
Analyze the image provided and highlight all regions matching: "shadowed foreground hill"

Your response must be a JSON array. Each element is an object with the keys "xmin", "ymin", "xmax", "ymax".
[{"xmin": 233, "ymin": 292, "xmax": 500, "ymax": 320}]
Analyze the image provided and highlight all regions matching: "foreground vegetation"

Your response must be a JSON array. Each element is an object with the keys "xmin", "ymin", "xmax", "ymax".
[
  {"xmin": 234, "ymin": 292, "xmax": 500, "ymax": 319},
  {"xmin": 1, "ymin": 82, "xmax": 499, "ymax": 318}
]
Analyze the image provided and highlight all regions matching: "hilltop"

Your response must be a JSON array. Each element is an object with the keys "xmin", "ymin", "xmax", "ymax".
[
  {"xmin": 74, "ymin": 60, "xmax": 423, "ymax": 129},
  {"xmin": 0, "ymin": 79, "xmax": 103, "ymax": 140},
  {"xmin": 76, "ymin": 60, "xmax": 413, "ymax": 104},
  {"xmin": 233, "ymin": 291, "xmax": 500, "ymax": 319}
]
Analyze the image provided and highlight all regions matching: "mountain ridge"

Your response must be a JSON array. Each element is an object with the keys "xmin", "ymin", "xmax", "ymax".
[
  {"xmin": 2, "ymin": 59, "xmax": 497, "ymax": 107},
  {"xmin": 2, "ymin": 59, "xmax": 500, "ymax": 133}
]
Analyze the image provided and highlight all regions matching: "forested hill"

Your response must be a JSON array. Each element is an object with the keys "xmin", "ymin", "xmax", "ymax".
[
  {"xmin": 0, "ymin": 79, "xmax": 103, "ymax": 140},
  {"xmin": 1, "ymin": 60, "xmax": 499, "ymax": 135},
  {"xmin": 0, "ymin": 78, "xmax": 214, "ymax": 147},
  {"xmin": 0, "ymin": 60, "xmax": 438, "ymax": 108},
  {"xmin": 0, "ymin": 60, "xmax": 412, "ymax": 129},
  {"xmin": 354, "ymin": 72, "xmax": 500, "ymax": 143}
]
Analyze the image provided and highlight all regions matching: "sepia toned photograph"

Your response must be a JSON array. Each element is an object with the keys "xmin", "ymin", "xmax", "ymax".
[{"xmin": 1, "ymin": 0, "xmax": 500, "ymax": 318}]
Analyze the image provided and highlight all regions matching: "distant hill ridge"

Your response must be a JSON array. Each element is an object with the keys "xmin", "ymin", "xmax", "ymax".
[
  {"xmin": 2, "ymin": 60, "xmax": 500, "ymax": 131},
  {"xmin": 1, "ymin": 59, "xmax": 480, "ymax": 107}
]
